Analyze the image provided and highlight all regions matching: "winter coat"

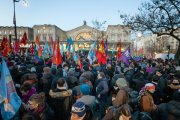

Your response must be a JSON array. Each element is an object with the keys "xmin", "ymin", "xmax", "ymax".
[
  {"xmin": 77, "ymin": 95, "xmax": 97, "ymax": 114},
  {"xmin": 40, "ymin": 73, "xmax": 53, "ymax": 96},
  {"xmin": 22, "ymin": 87, "xmax": 36, "ymax": 103},
  {"xmin": 112, "ymin": 89, "xmax": 129, "ymax": 107},
  {"xmin": 49, "ymin": 89, "xmax": 72, "ymax": 120},
  {"xmin": 132, "ymin": 78, "xmax": 148, "ymax": 92},
  {"xmin": 104, "ymin": 68, "xmax": 114, "ymax": 79},
  {"xmin": 37, "ymin": 104, "xmax": 55, "ymax": 120},
  {"xmin": 146, "ymin": 67, "xmax": 153, "ymax": 74},
  {"xmin": 96, "ymin": 78, "xmax": 109, "ymax": 101},
  {"xmin": 80, "ymin": 71, "xmax": 95, "ymax": 84},
  {"xmin": 167, "ymin": 100, "xmax": 180, "ymax": 120},
  {"xmin": 28, "ymin": 103, "xmax": 55, "ymax": 120},
  {"xmin": 139, "ymin": 92, "xmax": 156, "ymax": 113},
  {"xmin": 158, "ymin": 100, "xmax": 180, "ymax": 120},
  {"xmin": 66, "ymin": 76, "xmax": 78, "ymax": 89}
]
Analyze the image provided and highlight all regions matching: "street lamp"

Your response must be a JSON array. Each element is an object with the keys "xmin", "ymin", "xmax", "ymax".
[
  {"xmin": 13, "ymin": 0, "xmax": 28, "ymax": 41},
  {"xmin": 13, "ymin": 0, "xmax": 20, "ymax": 41}
]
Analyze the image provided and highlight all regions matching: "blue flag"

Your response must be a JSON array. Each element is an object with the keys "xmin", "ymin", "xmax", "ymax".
[
  {"xmin": 60, "ymin": 44, "xmax": 64, "ymax": 55},
  {"xmin": 73, "ymin": 52, "xmax": 78, "ymax": 61},
  {"xmin": 0, "ymin": 59, "xmax": 22, "ymax": 120},
  {"xmin": 34, "ymin": 45, "xmax": 40, "ymax": 63},
  {"xmin": 121, "ymin": 46, "xmax": 131, "ymax": 65},
  {"xmin": 67, "ymin": 37, "xmax": 73, "ymax": 45},
  {"xmin": 42, "ymin": 42, "xmax": 50, "ymax": 58},
  {"xmin": 87, "ymin": 42, "xmax": 96, "ymax": 64}
]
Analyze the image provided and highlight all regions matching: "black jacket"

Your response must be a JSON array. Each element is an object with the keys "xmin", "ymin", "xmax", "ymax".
[
  {"xmin": 167, "ymin": 100, "xmax": 180, "ymax": 120},
  {"xmin": 49, "ymin": 89, "xmax": 72, "ymax": 120}
]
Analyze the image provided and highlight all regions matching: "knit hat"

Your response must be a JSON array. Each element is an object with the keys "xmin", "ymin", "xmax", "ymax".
[
  {"xmin": 116, "ymin": 78, "xmax": 128, "ymax": 89},
  {"xmin": 145, "ymin": 83, "xmax": 155, "ymax": 91},
  {"xmin": 80, "ymin": 84, "xmax": 91, "ymax": 95},
  {"xmin": 71, "ymin": 101, "xmax": 86, "ymax": 117}
]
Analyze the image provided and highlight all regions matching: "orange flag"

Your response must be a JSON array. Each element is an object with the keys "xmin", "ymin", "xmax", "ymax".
[
  {"xmin": 78, "ymin": 56, "xmax": 82, "ymax": 69},
  {"xmin": 35, "ymin": 36, "xmax": 42, "ymax": 57}
]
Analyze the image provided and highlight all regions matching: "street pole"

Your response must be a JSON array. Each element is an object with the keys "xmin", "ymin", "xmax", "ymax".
[{"xmin": 13, "ymin": 0, "xmax": 20, "ymax": 41}]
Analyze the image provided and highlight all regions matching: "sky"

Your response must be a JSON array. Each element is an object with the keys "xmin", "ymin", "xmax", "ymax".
[{"xmin": 0, "ymin": 0, "xmax": 146, "ymax": 31}]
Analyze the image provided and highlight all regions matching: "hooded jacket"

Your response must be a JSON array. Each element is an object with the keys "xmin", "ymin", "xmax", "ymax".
[
  {"xmin": 167, "ymin": 100, "xmax": 180, "ymax": 120},
  {"xmin": 49, "ymin": 89, "xmax": 72, "ymax": 120}
]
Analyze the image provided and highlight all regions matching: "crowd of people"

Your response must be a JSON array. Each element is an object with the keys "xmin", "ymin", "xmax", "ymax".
[{"xmin": 0, "ymin": 53, "xmax": 180, "ymax": 120}]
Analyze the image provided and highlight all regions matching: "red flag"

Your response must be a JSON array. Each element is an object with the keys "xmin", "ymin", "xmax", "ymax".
[
  {"xmin": 21, "ymin": 32, "xmax": 27, "ymax": 45},
  {"xmin": 56, "ymin": 38, "xmax": 63, "ymax": 66},
  {"xmin": 13, "ymin": 41, "xmax": 20, "ymax": 54},
  {"xmin": 96, "ymin": 40, "xmax": 106, "ymax": 64},
  {"xmin": 35, "ymin": 35, "xmax": 40, "ymax": 45},
  {"xmin": 2, "ymin": 38, "xmax": 10, "ymax": 57},
  {"xmin": 1, "ymin": 37, "xmax": 8, "ymax": 50},
  {"xmin": 30, "ymin": 42, "xmax": 35, "ymax": 54},
  {"xmin": 117, "ymin": 39, "xmax": 122, "ymax": 61}
]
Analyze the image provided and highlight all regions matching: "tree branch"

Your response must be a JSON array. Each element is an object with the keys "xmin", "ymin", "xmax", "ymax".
[{"xmin": 168, "ymin": 0, "xmax": 180, "ymax": 14}]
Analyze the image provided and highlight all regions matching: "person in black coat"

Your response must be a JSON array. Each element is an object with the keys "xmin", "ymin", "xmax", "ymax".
[
  {"xmin": 96, "ymin": 72, "xmax": 109, "ymax": 119},
  {"xmin": 49, "ymin": 78, "xmax": 72, "ymax": 120},
  {"xmin": 158, "ymin": 91, "xmax": 180, "ymax": 120}
]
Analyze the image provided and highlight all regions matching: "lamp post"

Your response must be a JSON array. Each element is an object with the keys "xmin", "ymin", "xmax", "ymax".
[
  {"xmin": 13, "ymin": 0, "xmax": 28, "ymax": 41},
  {"xmin": 13, "ymin": 0, "xmax": 20, "ymax": 41}
]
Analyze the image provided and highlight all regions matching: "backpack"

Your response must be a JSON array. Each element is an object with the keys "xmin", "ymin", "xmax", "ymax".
[{"xmin": 106, "ymin": 106, "xmax": 122, "ymax": 120}]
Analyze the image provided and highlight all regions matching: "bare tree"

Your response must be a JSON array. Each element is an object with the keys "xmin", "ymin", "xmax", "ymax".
[
  {"xmin": 120, "ymin": 0, "xmax": 180, "ymax": 59},
  {"xmin": 92, "ymin": 19, "xmax": 106, "ymax": 40}
]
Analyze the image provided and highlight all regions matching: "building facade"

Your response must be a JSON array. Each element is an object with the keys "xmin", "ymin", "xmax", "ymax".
[
  {"xmin": 33, "ymin": 24, "xmax": 66, "ymax": 43},
  {"xmin": 0, "ymin": 22, "xmax": 131, "ymax": 51},
  {"xmin": 133, "ymin": 31, "xmax": 179, "ymax": 57},
  {"xmin": 0, "ymin": 26, "xmax": 33, "ymax": 41}
]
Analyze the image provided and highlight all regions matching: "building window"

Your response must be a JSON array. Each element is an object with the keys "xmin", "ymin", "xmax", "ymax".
[
  {"xmin": 5, "ymin": 31, "xmax": 7, "ymax": 34},
  {"xmin": 0, "ymin": 31, "xmax": 1, "ymax": 34},
  {"xmin": 37, "ymin": 29, "xmax": 40, "ymax": 33},
  {"xmin": 49, "ymin": 29, "xmax": 52, "ymax": 33}
]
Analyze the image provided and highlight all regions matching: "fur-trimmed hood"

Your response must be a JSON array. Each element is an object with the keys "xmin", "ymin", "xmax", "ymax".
[{"xmin": 49, "ymin": 89, "xmax": 72, "ymax": 98}]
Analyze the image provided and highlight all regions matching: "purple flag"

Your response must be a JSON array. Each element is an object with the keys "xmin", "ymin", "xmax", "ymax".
[{"xmin": 121, "ymin": 46, "xmax": 131, "ymax": 65}]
